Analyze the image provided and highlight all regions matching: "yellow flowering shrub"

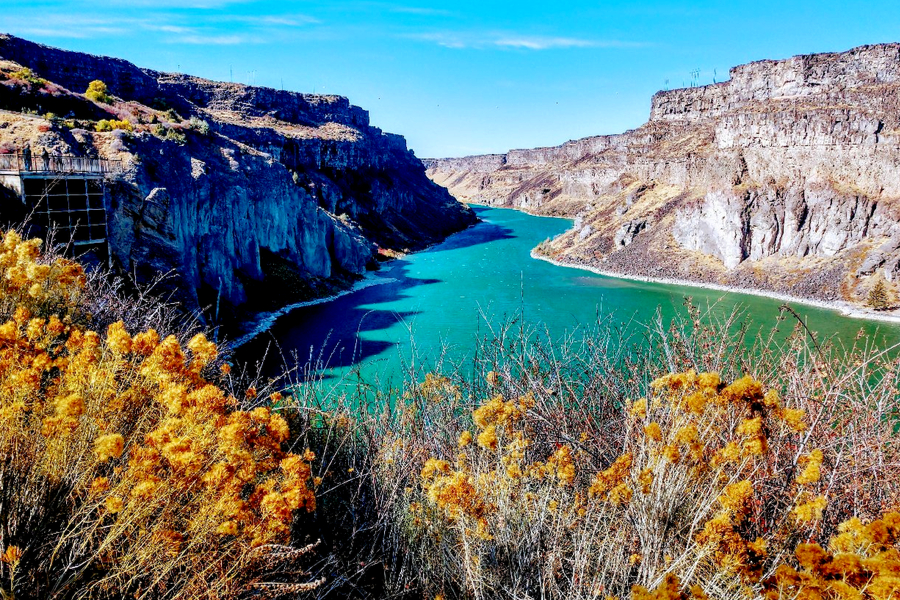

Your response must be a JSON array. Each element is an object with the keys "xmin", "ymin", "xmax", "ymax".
[
  {"xmin": 615, "ymin": 371, "xmax": 835, "ymax": 592},
  {"xmin": 631, "ymin": 573, "xmax": 709, "ymax": 600},
  {"xmin": 633, "ymin": 511, "xmax": 900, "ymax": 600},
  {"xmin": 393, "ymin": 369, "xmax": 858, "ymax": 599},
  {"xmin": 417, "ymin": 372, "xmax": 462, "ymax": 404},
  {"xmin": 85, "ymin": 79, "xmax": 113, "ymax": 103},
  {"xmin": 0, "ymin": 232, "xmax": 319, "ymax": 599},
  {"xmin": 399, "ymin": 386, "xmax": 609, "ymax": 596},
  {"xmin": 0, "ymin": 231, "xmax": 85, "ymax": 319}
]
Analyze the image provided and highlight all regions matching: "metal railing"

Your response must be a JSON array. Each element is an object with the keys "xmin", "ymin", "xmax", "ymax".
[{"xmin": 0, "ymin": 153, "xmax": 123, "ymax": 175}]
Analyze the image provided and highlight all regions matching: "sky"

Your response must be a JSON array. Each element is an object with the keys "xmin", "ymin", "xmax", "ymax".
[{"xmin": 4, "ymin": 1, "xmax": 900, "ymax": 157}]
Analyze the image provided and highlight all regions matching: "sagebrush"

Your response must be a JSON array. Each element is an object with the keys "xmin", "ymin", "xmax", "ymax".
[{"xmin": 0, "ymin": 230, "xmax": 898, "ymax": 600}]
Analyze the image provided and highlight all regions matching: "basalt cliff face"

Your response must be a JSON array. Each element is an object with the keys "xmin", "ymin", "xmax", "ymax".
[
  {"xmin": 0, "ymin": 34, "xmax": 475, "ymax": 325},
  {"xmin": 426, "ymin": 44, "xmax": 900, "ymax": 311}
]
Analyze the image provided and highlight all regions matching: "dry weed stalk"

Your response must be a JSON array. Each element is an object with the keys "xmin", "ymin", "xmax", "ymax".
[{"xmin": 365, "ymin": 304, "xmax": 900, "ymax": 599}]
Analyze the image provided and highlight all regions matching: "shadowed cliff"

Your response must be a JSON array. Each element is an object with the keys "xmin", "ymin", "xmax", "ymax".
[{"xmin": 0, "ymin": 34, "xmax": 476, "ymax": 328}]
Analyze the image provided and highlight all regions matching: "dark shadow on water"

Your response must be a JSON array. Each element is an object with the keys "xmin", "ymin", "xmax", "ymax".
[
  {"xmin": 233, "ymin": 210, "xmax": 520, "ymax": 381},
  {"xmin": 425, "ymin": 213, "xmax": 516, "ymax": 253},
  {"xmin": 233, "ymin": 259, "xmax": 440, "ymax": 382}
]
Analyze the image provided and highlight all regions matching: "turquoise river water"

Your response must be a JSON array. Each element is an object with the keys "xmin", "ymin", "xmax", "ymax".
[{"xmin": 239, "ymin": 205, "xmax": 900, "ymax": 384}]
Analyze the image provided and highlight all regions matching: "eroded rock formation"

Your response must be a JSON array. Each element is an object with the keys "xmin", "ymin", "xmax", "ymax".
[
  {"xmin": 0, "ymin": 34, "xmax": 475, "ymax": 324},
  {"xmin": 426, "ymin": 43, "xmax": 900, "ymax": 309}
]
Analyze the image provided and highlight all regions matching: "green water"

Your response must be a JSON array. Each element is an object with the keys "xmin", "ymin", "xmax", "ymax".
[{"xmin": 242, "ymin": 205, "xmax": 900, "ymax": 383}]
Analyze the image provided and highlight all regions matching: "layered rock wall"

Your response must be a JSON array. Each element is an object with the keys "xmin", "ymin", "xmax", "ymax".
[
  {"xmin": 650, "ymin": 43, "xmax": 900, "ymax": 121},
  {"xmin": 427, "ymin": 43, "xmax": 900, "ymax": 308}
]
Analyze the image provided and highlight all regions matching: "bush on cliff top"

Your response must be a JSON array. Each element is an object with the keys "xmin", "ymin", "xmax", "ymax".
[
  {"xmin": 95, "ymin": 118, "xmax": 133, "ymax": 133},
  {"xmin": 84, "ymin": 80, "xmax": 112, "ymax": 104},
  {"xmin": 8, "ymin": 67, "xmax": 47, "ymax": 89}
]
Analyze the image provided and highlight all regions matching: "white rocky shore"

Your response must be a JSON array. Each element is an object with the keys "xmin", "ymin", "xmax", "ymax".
[{"xmin": 531, "ymin": 250, "xmax": 900, "ymax": 325}]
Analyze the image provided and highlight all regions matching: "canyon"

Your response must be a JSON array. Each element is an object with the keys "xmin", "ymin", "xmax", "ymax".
[
  {"xmin": 0, "ymin": 34, "xmax": 475, "ymax": 327},
  {"xmin": 426, "ymin": 43, "xmax": 900, "ymax": 313}
]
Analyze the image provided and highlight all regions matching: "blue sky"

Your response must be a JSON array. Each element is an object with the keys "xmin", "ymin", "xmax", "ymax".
[{"xmin": 4, "ymin": 1, "xmax": 900, "ymax": 157}]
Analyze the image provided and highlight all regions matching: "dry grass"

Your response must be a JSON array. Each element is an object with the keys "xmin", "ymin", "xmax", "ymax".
[
  {"xmin": 0, "ymin": 229, "xmax": 898, "ymax": 599},
  {"xmin": 297, "ymin": 302, "xmax": 900, "ymax": 599}
]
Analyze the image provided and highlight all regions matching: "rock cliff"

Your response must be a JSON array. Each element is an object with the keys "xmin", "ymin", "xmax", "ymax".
[
  {"xmin": 426, "ymin": 43, "xmax": 900, "ymax": 311},
  {"xmin": 0, "ymin": 34, "xmax": 475, "ymax": 327}
]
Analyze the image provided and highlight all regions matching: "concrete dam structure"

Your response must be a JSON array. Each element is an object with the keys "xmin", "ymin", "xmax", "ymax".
[{"xmin": 0, "ymin": 151, "xmax": 121, "ymax": 248}]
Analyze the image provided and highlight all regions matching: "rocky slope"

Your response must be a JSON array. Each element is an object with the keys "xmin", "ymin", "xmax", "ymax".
[
  {"xmin": 426, "ymin": 44, "xmax": 900, "ymax": 313},
  {"xmin": 0, "ymin": 34, "xmax": 475, "ymax": 327}
]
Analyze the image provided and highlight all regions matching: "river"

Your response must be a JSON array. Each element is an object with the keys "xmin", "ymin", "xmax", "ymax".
[{"xmin": 237, "ymin": 205, "xmax": 900, "ymax": 384}]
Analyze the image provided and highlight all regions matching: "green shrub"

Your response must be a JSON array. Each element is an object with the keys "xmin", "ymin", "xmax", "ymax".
[
  {"xmin": 867, "ymin": 276, "xmax": 893, "ymax": 310},
  {"xmin": 149, "ymin": 97, "xmax": 170, "ymax": 111},
  {"xmin": 151, "ymin": 123, "xmax": 188, "ymax": 144},
  {"xmin": 43, "ymin": 112, "xmax": 60, "ymax": 125},
  {"xmin": 85, "ymin": 80, "xmax": 113, "ymax": 104},
  {"xmin": 165, "ymin": 127, "xmax": 187, "ymax": 145},
  {"xmin": 9, "ymin": 67, "xmax": 46, "ymax": 88},
  {"xmin": 95, "ymin": 119, "xmax": 133, "ymax": 133},
  {"xmin": 188, "ymin": 116, "xmax": 211, "ymax": 135}
]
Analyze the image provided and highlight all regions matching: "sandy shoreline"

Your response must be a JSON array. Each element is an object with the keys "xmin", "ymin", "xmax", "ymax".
[{"xmin": 530, "ymin": 250, "xmax": 900, "ymax": 325}]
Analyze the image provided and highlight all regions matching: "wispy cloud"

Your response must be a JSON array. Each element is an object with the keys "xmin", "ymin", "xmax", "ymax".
[
  {"xmin": 10, "ymin": 14, "xmax": 140, "ymax": 38},
  {"xmin": 6, "ymin": 7, "xmax": 321, "ymax": 45},
  {"xmin": 145, "ymin": 24, "xmax": 195, "ymax": 34},
  {"xmin": 153, "ymin": 14, "xmax": 318, "ymax": 45},
  {"xmin": 495, "ymin": 36, "xmax": 602, "ymax": 50},
  {"xmin": 213, "ymin": 14, "xmax": 321, "ymax": 26},
  {"xmin": 177, "ymin": 34, "xmax": 259, "ymax": 45},
  {"xmin": 257, "ymin": 15, "xmax": 320, "ymax": 26},
  {"xmin": 409, "ymin": 31, "xmax": 643, "ymax": 51},
  {"xmin": 11, "ymin": 27, "xmax": 121, "ymax": 39},
  {"xmin": 99, "ymin": 0, "xmax": 259, "ymax": 8},
  {"xmin": 388, "ymin": 6, "xmax": 455, "ymax": 16},
  {"xmin": 335, "ymin": 2, "xmax": 457, "ymax": 17},
  {"xmin": 411, "ymin": 32, "xmax": 469, "ymax": 49}
]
